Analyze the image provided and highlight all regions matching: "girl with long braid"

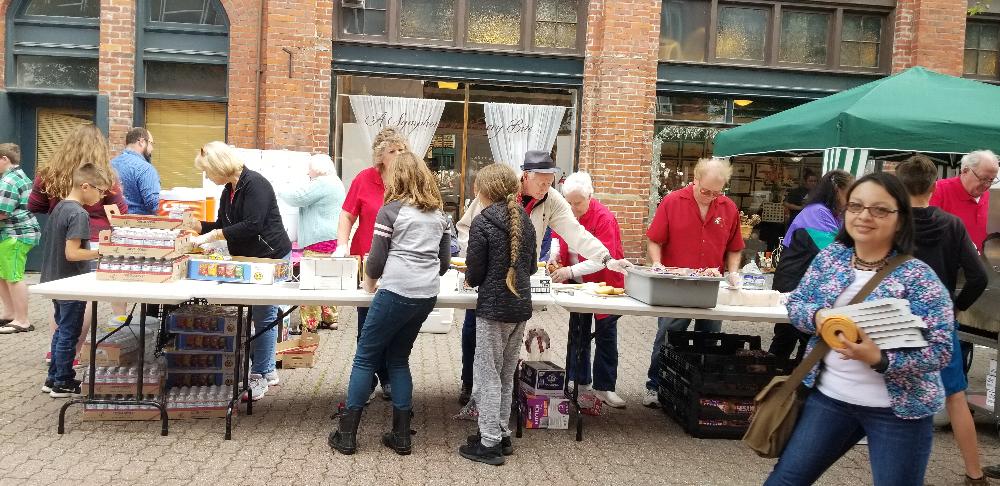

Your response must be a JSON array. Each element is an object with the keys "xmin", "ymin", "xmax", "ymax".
[{"xmin": 460, "ymin": 163, "xmax": 536, "ymax": 465}]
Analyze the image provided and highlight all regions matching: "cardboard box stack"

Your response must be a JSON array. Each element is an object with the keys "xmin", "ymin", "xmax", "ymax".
[
  {"xmin": 276, "ymin": 330, "xmax": 319, "ymax": 369},
  {"xmin": 96, "ymin": 205, "xmax": 192, "ymax": 283},
  {"xmin": 81, "ymin": 363, "xmax": 164, "ymax": 421},
  {"xmin": 518, "ymin": 361, "xmax": 570, "ymax": 430},
  {"xmin": 299, "ymin": 256, "xmax": 360, "ymax": 290},
  {"xmin": 164, "ymin": 305, "xmax": 239, "ymax": 419}
]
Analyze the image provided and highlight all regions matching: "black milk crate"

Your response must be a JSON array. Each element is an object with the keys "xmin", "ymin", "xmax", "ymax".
[
  {"xmin": 658, "ymin": 359, "xmax": 773, "ymax": 397},
  {"xmin": 658, "ymin": 385, "xmax": 752, "ymax": 439},
  {"xmin": 661, "ymin": 331, "xmax": 781, "ymax": 376}
]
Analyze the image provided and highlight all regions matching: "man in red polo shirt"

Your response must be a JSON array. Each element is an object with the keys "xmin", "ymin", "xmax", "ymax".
[
  {"xmin": 642, "ymin": 157, "xmax": 745, "ymax": 407},
  {"xmin": 930, "ymin": 149, "xmax": 999, "ymax": 252}
]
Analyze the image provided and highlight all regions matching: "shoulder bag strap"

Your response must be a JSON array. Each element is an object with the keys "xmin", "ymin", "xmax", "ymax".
[{"xmin": 778, "ymin": 253, "xmax": 913, "ymax": 395}]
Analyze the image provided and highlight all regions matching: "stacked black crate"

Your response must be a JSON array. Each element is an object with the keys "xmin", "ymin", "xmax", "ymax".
[{"xmin": 657, "ymin": 331, "xmax": 782, "ymax": 439}]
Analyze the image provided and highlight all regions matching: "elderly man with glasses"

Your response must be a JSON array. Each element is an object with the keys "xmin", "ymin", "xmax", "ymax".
[
  {"xmin": 641, "ymin": 157, "xmax": 745, "ymax": 407},
  {"xmin": 930, "ymin": 150, "xmax": 999, "ymax": 253}
]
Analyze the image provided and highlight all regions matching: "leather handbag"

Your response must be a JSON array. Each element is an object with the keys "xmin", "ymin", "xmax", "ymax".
[{"xmin": 742, "ymin": 255, "xmax": 912, "ymax": 458}]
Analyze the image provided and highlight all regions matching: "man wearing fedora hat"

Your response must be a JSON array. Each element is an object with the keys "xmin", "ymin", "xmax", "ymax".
[{"xmin": 455, "ymin": 150, "xmax": 632, "ymax": 404}]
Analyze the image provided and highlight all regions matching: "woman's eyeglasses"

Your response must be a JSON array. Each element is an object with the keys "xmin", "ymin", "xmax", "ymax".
[
  {"xmin": 698, "ymin": 187, "xmax": 723, "ymax": 198},
  {"xmin": 845, "ymin": 202, "xmax": 898, "ymax": 218}
]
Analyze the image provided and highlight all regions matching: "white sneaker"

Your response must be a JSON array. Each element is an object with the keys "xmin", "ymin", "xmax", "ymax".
[
  {"xmin": 251, "ymin": 372, "xmax": 280, "ymax": 386},
  {"xmin": 264, "ymin": 371, "xmax": 280, "ymax": 386},
  {"xmin": 244, "ymin": 376, "xmax": 268, "ymax": 401},
  {"xmin": 595, "ymin": 390, "xmax": 627, "ymax": 409},
  {"xmin": 642, "ymin": 389, "xmax": 660, "ymax": 408}
]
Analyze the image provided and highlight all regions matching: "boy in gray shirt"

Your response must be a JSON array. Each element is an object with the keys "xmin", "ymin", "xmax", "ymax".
[{"xmin": 40, "ymin": 163, "xmax": 108, "ymax": 398}]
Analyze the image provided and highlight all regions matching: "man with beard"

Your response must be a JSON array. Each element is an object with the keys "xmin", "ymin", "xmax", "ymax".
[{"xmin": 111, "ymin": 127, "xmax": 160, "ymax": 215}]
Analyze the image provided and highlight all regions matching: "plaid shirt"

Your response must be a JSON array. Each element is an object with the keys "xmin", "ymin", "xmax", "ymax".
[{"xmin": 0, "ymin": 167, "xmax": 40, "ymax": 245}]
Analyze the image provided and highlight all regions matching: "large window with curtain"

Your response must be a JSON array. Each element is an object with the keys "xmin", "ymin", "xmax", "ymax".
[
  {"xmin": 136, "ymin": 0, "xmax": 229, "ymax": 190},
  {"xmin": 334, "ymin": 75, "xmax": 577, "ymax": 221},
  {"xmin": 336, "ymin": 0, "xmax": 586, "ymax": 54}
]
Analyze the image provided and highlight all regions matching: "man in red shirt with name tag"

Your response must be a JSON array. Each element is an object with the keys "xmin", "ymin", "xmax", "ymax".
[
  {"xmin": 641, "ymin": 157, "xmax": 745, "ymax": 408},
  {"xmin": 930, "ymin": 150, "xmax": 998, "ymax": 252}
]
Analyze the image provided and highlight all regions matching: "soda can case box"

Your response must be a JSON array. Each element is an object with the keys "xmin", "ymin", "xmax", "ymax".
[
  {"xmin": 520, "ymin": 361, "xmax": 566, "ymax": 396},
  {"xmin": 547, "ymin": 396, "xmax": 571, "ymax": 429},
  {"xmin": 299, "ymin": 257, "xmax": 360, "ymax": 290},
  {"xmin": 166, "ymin": 371, "xmax": 236, "ymax": 388},
  {"xmin": 104, "ymin": 204, "xmax": 196, "ymax": 229},
  {"xmin": 165, "ymin": 352, "xmax": 236, "ymax": 371},
  {"xmin": 166, "ymin": 307, "xmax": 238, "ymax": 335},
  {"xmin": 187, "ymin": 256, "xmax": 291, "ymax": 285},
  {"xmin": 520, "ymin": 392, "xmax": 549, "ymax": 429},
  {"xmin": 174, "ymin": 334, "xmax": 237, "ymax": 352}
]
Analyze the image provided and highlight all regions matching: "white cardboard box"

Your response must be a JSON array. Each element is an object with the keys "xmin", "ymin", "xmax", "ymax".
[{"xmin": 299, "ymin": 257, "xmax": 359, "ymax": 290}]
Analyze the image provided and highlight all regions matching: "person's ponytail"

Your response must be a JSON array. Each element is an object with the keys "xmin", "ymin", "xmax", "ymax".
[{"xmin": 505, "ymin": 192, "xmax": 523, "ymax": 297}]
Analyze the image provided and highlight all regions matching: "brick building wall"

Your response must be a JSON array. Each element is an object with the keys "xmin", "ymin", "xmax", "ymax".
[
  {"xmin": 578, "ymin": 0, "xmax": 662, "ymax": 261},
  {"xmin": 99, "ymin": 0, "xmax": 136, "ymax": 152},
  {"xmin": 893, "ymin": 0, "xmax": 967, "ymax": 75},
  {"xmin": 219, "ymin": 0, "xmax": 263, "ymax": 150}
]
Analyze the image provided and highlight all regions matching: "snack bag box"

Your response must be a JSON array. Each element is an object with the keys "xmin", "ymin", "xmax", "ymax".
[{"xmin": 188, "ymin": 256, "xmax": 291, "ymax": 285}]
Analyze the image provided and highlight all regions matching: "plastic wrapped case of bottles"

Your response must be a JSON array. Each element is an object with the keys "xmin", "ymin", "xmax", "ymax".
[
  {"xmin": 95, "ymin": 205, "xmax": 192, "ymax": 283},
  {"xmin": 164, "ymin": 305, "xmax": 238, "ymax": 416},
  {"xmin": 81, "ymin": 363, "xmax": 165, "ymax": 421}
]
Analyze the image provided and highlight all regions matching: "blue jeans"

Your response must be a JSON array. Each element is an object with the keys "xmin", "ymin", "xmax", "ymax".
[
  {"xmin": 250, "ymin": 304, "xmax": 278, "ymax": 374},
  {"xmin": 765, "ymin": 391, "xmax": 933, "ymax": 486},
  {"xmin": 645, "ymin": 317, "xmax": 721, "ymax": 390},
  {"xmin": 461, "ymin": 309, "xmax": 476, "ymax": 386},
  {"xmin": 565, "ymin": 313, "xmax": 620, "ymax": 391},
  {"xmin": 48, "ymin": 300, "xmax": 86, "ymax": 385},
  {"xmin": 345, "ymin": 290, "xmax": 436, "ymax": 410},
  {"xmin": 356, "ymin": 306, "xmax": 390, "ymax": 388}
]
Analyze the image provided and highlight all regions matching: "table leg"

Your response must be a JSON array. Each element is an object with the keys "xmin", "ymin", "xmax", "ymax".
[
  {"xmin": 574, "ymin": 315, "xmax": 588, "ymax": 442},
  {"xmin": 226, "ymin": 305, "xmax": 250, "ymax": 440},
  {"xmin": 514, "ymin": 360, "xmax": 523, "ymax": 439}
]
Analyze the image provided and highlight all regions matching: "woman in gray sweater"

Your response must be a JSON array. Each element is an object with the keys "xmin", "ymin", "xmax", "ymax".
[{"xmin": 328, "ymin": 151, "xmax": 450, "ymax": 457}]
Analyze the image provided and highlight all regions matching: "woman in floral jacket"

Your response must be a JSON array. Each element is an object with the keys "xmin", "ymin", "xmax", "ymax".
[{"xmin": 765, "ymin": 173, "xmax": 953, "ymax": 486}]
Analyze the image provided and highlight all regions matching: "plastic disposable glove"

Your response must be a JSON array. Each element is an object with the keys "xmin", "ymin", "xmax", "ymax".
[
  {"xmin": 332, "ymin": 246, "xmax": 348, "ymax": 258},
  {"xmin": 725, "ymin": 272, "xmax": 743, "ymax": 289},
  {"xmin": 606, "ymin": 258, "xmax": 633, "ymax": 274}
]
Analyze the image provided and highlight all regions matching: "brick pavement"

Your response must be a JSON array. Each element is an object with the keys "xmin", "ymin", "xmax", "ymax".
[{"xmin": 1, "ymin": 273, "xmax": 999, "ymax": 485}]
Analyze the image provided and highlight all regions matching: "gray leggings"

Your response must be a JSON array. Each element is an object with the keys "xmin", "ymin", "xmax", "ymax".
[{"xmin": 472, "ymin": 316, "xmax": 526, "ymax": 447}]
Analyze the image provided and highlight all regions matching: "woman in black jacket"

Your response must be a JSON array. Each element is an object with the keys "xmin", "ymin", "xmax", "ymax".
[
  {"xmin": 191, "ymin": 141, "xmax": 292, "ymax": 401},
  {"xmin": 460, "ymin": 163, "xmax": 536, "ymax": 466}
]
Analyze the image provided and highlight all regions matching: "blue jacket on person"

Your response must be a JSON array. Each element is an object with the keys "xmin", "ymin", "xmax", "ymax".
[
  {"xmin": 111, "ymin": 149, "xmax": 161, "ymax": 215},
  {"xmin": 278, "ymin": 175, "xmax": 345, "ymax": 248}
]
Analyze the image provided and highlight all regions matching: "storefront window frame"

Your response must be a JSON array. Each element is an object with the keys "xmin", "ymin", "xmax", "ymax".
[
  {"xmin": 964, "ymin": 19, "xmax": 1000, "ymax": 81},
  {"xmin": 6, "ymin": 0, "xmax": 100, "ymax": 94},
  {"xmin": 335, "ymin": 0, "xmax": 587, "ymax": 56},
  {"xmin": 332, "ymin": 74, "xmax": 580, "ymax": 219},
  {"xmin": 661, "ymin": 0, "xmax": 891, "ymax": 74}
]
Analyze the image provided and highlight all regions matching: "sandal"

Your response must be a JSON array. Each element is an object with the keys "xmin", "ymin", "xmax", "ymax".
[
  {"xmin": 0, "ymin": 319, "xmax": 11, "ymax": 326},
  {"xmin": 0, "ymin": 323, "xmax": 35, "ymax": 334}
]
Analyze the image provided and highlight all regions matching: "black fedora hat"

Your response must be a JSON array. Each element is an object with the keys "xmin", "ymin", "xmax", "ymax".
[{"xmin": 521, "ymin": 150, "xmax": 559, "ymax": 173}]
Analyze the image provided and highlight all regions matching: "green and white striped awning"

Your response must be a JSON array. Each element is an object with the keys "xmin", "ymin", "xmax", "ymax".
[{"xmin": 822, "ymin": 148, "xmax": 872, "ymax": 179}]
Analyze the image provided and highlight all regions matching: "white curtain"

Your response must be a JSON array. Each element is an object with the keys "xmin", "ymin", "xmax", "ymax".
[
  {"xmin": 822, "ymin": 147, "xmax": 872, "ymax": 179},
  {"xmin": 484, "ymin": 103, "xmax": 567, "ymax": 170},
  {"xmin": 348, "ymin": 95, "xmax": 446, "ymax": 159}
]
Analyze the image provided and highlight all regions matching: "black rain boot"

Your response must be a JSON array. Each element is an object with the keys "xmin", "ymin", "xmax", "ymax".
[
  {"xmin": 381, "ymin": 407, "xmax": 412, "ymax": 455},
  {"xmin": 328, "ymin": 407, "xmax": 362, "ymax": 454}
]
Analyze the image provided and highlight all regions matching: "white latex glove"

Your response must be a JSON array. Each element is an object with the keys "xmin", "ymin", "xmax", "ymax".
[
  {"xmin": 726, "ymin": 272, "xmax": 743, "ymax": 289},
  {"xmin": 606, "ymin": 258, "xmax": 633, "ymax": 274},
  {"xmin": 549, "ymin": 267, "xmax": 573, "ymax": 284},
  {"xmin": 190, "ymin": 233, "xmax": 211, "ymax": 246},
  {"xmin": 332, "ymin": 246, "xmax": 348, "ymax": 258}
]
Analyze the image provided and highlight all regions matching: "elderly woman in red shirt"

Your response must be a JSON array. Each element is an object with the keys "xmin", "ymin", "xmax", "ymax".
[
  {"xmin": 549, "ymin": 172, "xmax": 627, "ymax": 408},
  {"xmin": 334, "ymin": 127, "xmax": 408, "ymax": 401}
]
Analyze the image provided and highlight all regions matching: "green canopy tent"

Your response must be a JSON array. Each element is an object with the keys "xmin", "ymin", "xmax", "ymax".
[{"xmin": 712, "ymin": 67, "xmax": 1000, "ymax": 178}]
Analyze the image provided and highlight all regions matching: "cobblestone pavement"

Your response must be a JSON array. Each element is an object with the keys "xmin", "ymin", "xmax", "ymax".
[{"xmin": 1, "ymin": 274, "xmax": 999, "ymax": 485}]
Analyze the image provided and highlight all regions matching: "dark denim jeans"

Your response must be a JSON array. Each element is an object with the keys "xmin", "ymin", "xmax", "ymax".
[
  {"xmin": 48, "ymin": 300, "xmax": 86, "ymax": 385},
  {"xmin": 345, "ymin": 290, "xmax": 436, "ymax": 410},
  {"xmin": 764, "ymin": 391, "xmax": 933, "ymax": 486},
  {"xmin": 645, "ymin": 317, "xmax": 722, "ymax": 390},
  {"xmin": 356, "ymin": 306, "xmax": 390, "ymax": 389},
  {"xmin": 461, "ymin": 309, "xmax": 476, "ymax": 386},
  {"xmin": 565, "ymin": 313, "xmax": 620, "ymax": 391},
  {"xmin": 250, "ymin": 304, "xmax": 278, "ymax": 375}
]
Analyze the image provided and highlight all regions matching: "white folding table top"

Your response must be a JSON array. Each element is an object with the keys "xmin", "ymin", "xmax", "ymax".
[
  {"xmin": 552, "ymin": 290, "xmax": 789, "ymax": 323},
  {"xmin": 28, "ymin": 273, "xmax": 202, "ymax": 305}
]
